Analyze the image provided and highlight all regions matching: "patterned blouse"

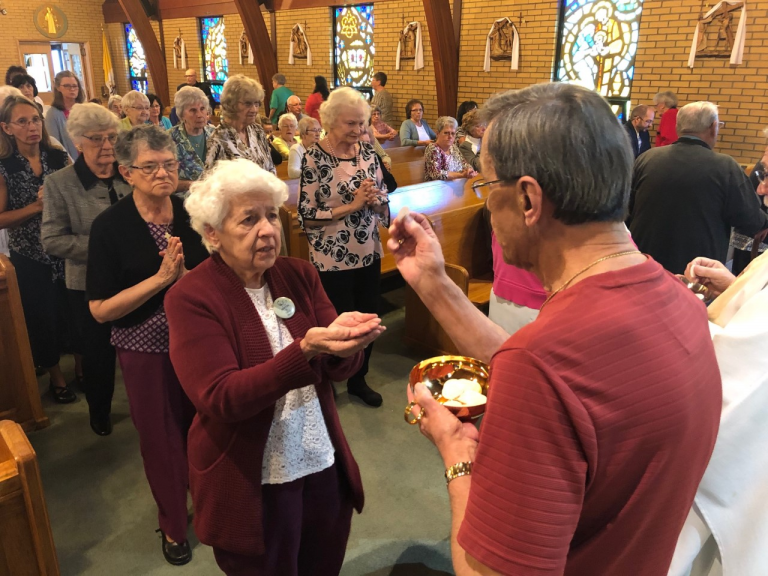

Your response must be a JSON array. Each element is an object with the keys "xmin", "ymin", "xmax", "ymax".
[
  {"xmin": 0, "ymin": 148, "xmax": 70, "ymax": 279},
  {"xmin": 169, "ymin": 123, "xmax": 215, "ymax": 183},
  {"xmin": 298, "ymin": 142, "xmax": 390, "ymax": 272},
  {"xmin": 110, "ymin": 222, "xmax": 171, "ymax": 353},
  {"xmin": 204, "ymin": 121, "xmax": 276, "ymax": 174},
  {"xmin": 424, "ymin": 143, "xmax": 472, "ymax": 181}
]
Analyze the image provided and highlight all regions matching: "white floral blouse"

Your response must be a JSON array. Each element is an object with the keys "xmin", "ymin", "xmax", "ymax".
[{"xmin": 298, "ymin": 142, "xmax": 390, "ymax": 272}]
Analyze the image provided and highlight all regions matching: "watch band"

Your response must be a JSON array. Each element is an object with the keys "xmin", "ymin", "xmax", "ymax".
[{"xmin": 445, "ymin": 461, "xmax": 473, "ymax": 484}]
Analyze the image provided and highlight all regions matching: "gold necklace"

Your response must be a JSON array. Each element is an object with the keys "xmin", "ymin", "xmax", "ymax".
[{"xmin": 540, "ymin": 250, "xmax": 642, "ymax": 311}]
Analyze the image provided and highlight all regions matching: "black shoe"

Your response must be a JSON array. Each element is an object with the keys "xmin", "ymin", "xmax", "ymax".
[
  {"xmin": 157, "ymin": 529, "xmax": 192, "ymax": 566},
  {"xmin": 49, "ymin": 381, "xmax": 77, "ymax": 404},
  {"xmin": 90, "ymin": 417, "xmax": 112, "ymax": 436},
  {"xmin": 348, "ymin": 381, "xmax": 383, "ymax": 407}
]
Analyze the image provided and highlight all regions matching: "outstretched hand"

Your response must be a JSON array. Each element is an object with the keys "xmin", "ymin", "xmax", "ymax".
[{"xmin": 302, "ymin": 312, "xmax": 385, "ymax": 359}]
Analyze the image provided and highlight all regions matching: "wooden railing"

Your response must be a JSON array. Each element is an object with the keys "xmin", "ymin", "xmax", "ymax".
[
  {"xmin": 0, "ymin": 256, "xmax": 49, "ymax": 432},
  {"xmin": 0, "ymin": 420, "xmax": 60, "ymax": 576}
]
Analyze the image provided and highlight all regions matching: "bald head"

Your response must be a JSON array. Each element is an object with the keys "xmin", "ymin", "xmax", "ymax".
[
  {"xmin": 287, "ymin": 95, "xmax": 302, "ymax": 116},
  {"xmin": 184, "ymin": 69, "xmax": 197, "ymax": 85}
]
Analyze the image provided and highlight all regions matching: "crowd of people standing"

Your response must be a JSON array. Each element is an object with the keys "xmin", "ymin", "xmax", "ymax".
[{"xmin": 2, "ymin": 60, "xmax": 767, "ymax": 576}]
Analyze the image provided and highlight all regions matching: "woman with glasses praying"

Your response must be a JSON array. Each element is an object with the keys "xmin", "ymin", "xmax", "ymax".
[
  {"xmin": 0, "ymin": 94, "xmax": 74, "ymax": 403},
  {"xmin": 87, "ymin": 126, "xmax": 208, "ymax": 566},
  {"xmin": 119, "ymin": 90, "xmax": 151, "ymax": 130},
  {"xmin": 45, "ymin": 71, "xmax": 85, "ymax": 159},
  {"xmin": 205, "ymin": 74, "xmax": 275, "ymax": 174},
  {"xmin": 41, "ymin": 103, "xmax": 130, "ymax": 436},
  {"xmin": 287, "ymin": 116, "xmax": 321, "ymax": 178}
]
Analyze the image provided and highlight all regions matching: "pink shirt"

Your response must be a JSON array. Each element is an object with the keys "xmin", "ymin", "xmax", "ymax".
[{"xmin": 492, "ymin": 233, "xmax": 546, "ymax": 309}]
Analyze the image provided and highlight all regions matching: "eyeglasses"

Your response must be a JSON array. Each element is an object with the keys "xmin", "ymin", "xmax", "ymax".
[
  {"xmin": 471, "ymin": 177, "xmax": 521, "ymax": 197},
  {"xmin": 755, "ymin": 169, "xmax": 767, "ymax": 184},
  {"xmin": 83, "ymin": 133, "xmax": 118, "ymax": 146},
  {"xmin": 129, "ymin": 160, "xmax": 180, "ymax": 175},
  {"xmin": 306, "ymin": 128, "xmax": 322, "ymax": 133},
  {"xmin": 9, "ymin": 117, "xmax": 43, "ymax": 128},
  {"xmin": 60, "ymin": 84, "xmax": 79, "ymax": 90},
  {"xmin": 131, "ymin": 106, "xmax": 150, "ymax": 111},
  {"xmin": 240, "ymin": 101, "xmax": 261, "ymax": 109}
]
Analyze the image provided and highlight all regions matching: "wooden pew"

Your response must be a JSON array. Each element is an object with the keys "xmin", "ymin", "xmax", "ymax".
[
  {"xmin": 0, "ymin": 256, "xmax": 49, "ymax": 432},
  {"xmin": 389, "ymin": 160, "xmax": 426, "ymax": 189},
  {"xmin": 387, "ymin": 146, "xmax": 426, "ymax": 164},
  {"xmin": 275, "ymin": 161, "xmax": 290, "ymax": 180},
  {"xmin": 0, "ymin": 420, "xmax": 60, "ymax": 576}
]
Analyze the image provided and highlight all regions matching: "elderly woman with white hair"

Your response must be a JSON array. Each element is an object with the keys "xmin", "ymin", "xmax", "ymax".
[
  {"xmin": 424, "ymin": 116, "xmax": 476, "ymax": 181},
  {"xmin": 298, "ymin": 86, "xmax": 390, "ymax": 407},
  {"xmin": 87, "ymin": 126, "xmax": 208, "ymax": 566},
  {"xmin": 205, "ymin": 74, "xmax": 275, "ymax": 174},
  {"xmin": 108, "ymin": 94, "xmax": 124, "ymax": 118},
  {"xmin": 169, "ymin": 86, "xmax": 215, "ymax": 192},
  {"xmin": 165, "ymin": 158, "xmax": 383, "ymax": 575},
  {"xmin": 41, "ymin": 103, "xmax": 132, "ymax": 435},
  {"xmin": 272, "ymin": 112, "xmax": 300, "ymax": 161},
  {"xmin": 287, "ymin": 116, "xmax": 321, "ymax": 178},
  {"xmin": 119, "ymin": 90, "xmax": 151, "ymax": 131}
]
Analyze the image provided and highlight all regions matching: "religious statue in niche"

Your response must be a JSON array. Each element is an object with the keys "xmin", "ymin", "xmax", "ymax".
[
  {"xmin": 291, "ymin": 25, "xmax": 308, "ymax": 59},
  {"xmin": 488, "ymin": 19, "xmax": 516, "ymax": 60},
  {"xmin": 173, "ymin": 32, "xmax": 187, "ymax": 70},
  {"xmin": 695, "ymin": 1, "xmax": 744, "ymax": 57},
  {"xmin": 399, "ymin": 23, "xmax": 419, "ymax": 60},
  {"xmin": 239, "ymin": 30, "xmax": 253, "ymax": 65}
]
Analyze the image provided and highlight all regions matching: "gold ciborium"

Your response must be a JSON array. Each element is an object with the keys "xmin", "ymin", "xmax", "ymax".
[{"xmin": 404, "ymin": 355, "xmax": 490, "ymax": 425}]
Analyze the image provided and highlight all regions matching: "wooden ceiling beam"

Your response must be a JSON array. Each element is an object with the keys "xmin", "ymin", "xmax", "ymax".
[
  {"xmin": 233, "ymin": 0, "xmax": 277, "ymax": 102},
  {"xmin": 422, "ymin": 0, "xmax": 458, "ymax": 117},
  {"xmin": 117, "ymin": 0, "xmax": 170, "ymax": 105}
]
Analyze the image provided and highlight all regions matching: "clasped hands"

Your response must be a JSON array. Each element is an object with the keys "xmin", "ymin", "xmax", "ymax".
[
  {"xmin": 156, "ymin": 236, "xmax": 186, "ymax": 288},
  {"xmin": 301, "ymin": 312, "xmax": 386, "ymax": 360},
  {"xmin": 352, "ymin": 178, "xmax": 386, "ymax": 209}
]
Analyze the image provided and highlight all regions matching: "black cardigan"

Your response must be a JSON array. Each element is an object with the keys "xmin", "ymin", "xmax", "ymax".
[{"xmin": 86, "ymin": 193, "xmax": 208, "ymax": 327}]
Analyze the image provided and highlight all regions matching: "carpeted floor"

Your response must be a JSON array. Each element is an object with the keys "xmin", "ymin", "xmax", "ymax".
[{"xmin": 28, "ymin": 284, "xmax": 456, "ymax": 575}]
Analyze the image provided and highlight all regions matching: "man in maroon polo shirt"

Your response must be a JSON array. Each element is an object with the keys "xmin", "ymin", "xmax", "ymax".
[{"xmin": 389, "ymin": 83, "xmax": 721, "ymax": 576}]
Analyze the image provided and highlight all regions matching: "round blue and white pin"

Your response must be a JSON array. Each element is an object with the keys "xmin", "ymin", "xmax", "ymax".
[{"xmin": 273, "ymin": 297, "xmax": 296, "ymax": 319}]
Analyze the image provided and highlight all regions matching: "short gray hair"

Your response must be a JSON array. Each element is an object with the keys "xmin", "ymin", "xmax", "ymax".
[
  {"xmin": 676, "ymin": 101, "xmax": 718, "ymax": 135},
  {"xmin": 185, "ymin": 158, "xmax": 289, "ymax": 252},
  {"xmin": 298, "ymin": 116, "xmax": 319, "ymax": 136},
  {"xmin": 435, "ymin": 116, "xmax": 458, "ymax": 133},
  {"xmin": 174, "ymin": 86, "xmax": 208, "ymax": 117},
  {"xmin": 653, "ymin": 91, "xmax": 678, "ymax": 109},
  {"xmin": 114, "ymin": 125, "xmax": 176, "ymax": 167},
  {"xmin": 121, "ymin": 90, "xmax": 150, "ymax": 111},
  {"xmin": 278, "ymin": 112, "xmax": 298, "ymax": 129},
  {"xmin": 319, "ymin": 87, "xmax": 370, "ymax": 129},
  {"xmin": 220, "ymin": 75, "xmax": 264, "ymax": 123},
  {"xmin": 67, "ymin": 103, "xmax": 120, "ymax": 142},
  {"xmin": 272, "ymin": 73, "xmax": 286, "ymax": 85},
  {"xmin": 107, "ymin": 95, "xmax": 122, "ymax": 109},
  {"xmin": 482, "ymin": 82, "xmax": 632, "ymax": 225}
]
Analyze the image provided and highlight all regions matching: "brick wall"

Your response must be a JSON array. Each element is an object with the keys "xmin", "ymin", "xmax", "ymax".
[{"xmin": 0, "ymin": 0, "xmax": 108, "ymax": 101}]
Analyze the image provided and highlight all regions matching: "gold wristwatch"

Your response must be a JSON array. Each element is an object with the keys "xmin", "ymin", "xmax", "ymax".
[{"xmin": 445, "ymin": 461, "xmax": 473, "ymax": 484}]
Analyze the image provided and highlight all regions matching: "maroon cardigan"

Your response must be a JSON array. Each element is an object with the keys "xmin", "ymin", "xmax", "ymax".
[{"xmin": 165, "ymin": 254, "xmax": 364, "ymax": 556}]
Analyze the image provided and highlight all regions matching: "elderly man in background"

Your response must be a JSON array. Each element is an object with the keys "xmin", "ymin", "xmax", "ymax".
[
  {"xmin": 285, "ymin": 95, "xmax": 305, "ymax": 122},
  {"xmin": 629, "ymin": 101, "xmax": 768, "ymax": 274},
  {"xmin": 371, "ymin": 72, "xmax": 395, "ymax": 126},
  {"xmin": 177, "ymin": 68, "xmax": 216, "ymax": 112},
  {"xmin": 654, "ymin": 90, "xmax": 679, "ymax": 146},
  {"xmin": 623, "ymin": 104, "xmax": 654, "ymax": 158},
  {"xmin": 392, "ymin": 82, "xmax": 721, "ymax": 575},
  {"xmin": 169, "ymin": 86, "xmax": 214, "ymax": 193}
]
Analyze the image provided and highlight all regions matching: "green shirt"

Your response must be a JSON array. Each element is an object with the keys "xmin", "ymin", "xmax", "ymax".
[{"xmin": 269, "ymin": 86, "xmax": 294, "ymax": 125}]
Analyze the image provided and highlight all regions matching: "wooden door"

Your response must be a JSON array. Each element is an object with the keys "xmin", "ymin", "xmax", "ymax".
[{"xmin": 18, "ymin": 42, "xmax": 55, "ymax": 105}]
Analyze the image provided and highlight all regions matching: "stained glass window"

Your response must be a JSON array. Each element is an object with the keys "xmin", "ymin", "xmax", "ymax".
[
  {"xmin": 554, "ymin": 0, "xmax": 645, "ymax": 101},
  {"xmin": 199, "ymin": 16, "xmax": 228, "ymax": 103},
  {"xmin": 333, "ymin": 5, "xmax": 375, "ymax": 89},
  {"xmin": 124, "ymin": 23, "xmax": 148, "ymax": 93}
]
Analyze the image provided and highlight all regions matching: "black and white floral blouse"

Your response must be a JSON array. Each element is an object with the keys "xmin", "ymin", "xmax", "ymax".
[
  {"xmin": 0, "ymin": 148, "xmax": 70, "ymax": 279},
  {"xmin": 298, "ymin": 142, "xmax": 390, "ymax": 272},
  {"xmin": 204, "ymin": 121, "xmax": 276, "ymax": 175}
]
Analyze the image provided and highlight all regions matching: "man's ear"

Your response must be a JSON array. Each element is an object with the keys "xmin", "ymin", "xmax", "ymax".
[{"xmin": 519, "ymin": 177, "xmax": 544, "ymax": 227}]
